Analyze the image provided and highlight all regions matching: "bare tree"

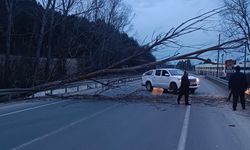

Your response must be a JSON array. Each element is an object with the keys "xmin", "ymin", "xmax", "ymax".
[
  {"xmin": 33, "ymin": 0, "xmax": 54, "ymax": 85},
  {"xmin": 80, "ymin": 0, "xmax": 105, "ymax": 21},
  {"xmin": 102, "ymin": 0, "xmax": 133, "ymax": 31},
  {"xmin": 3, "ymin": 0, "xmax": 14, "ymax": 87},
  {"xmin": 29, "ymin": 8, "xmax": 246, "ymax": 92},
  {"xmin": 45, "ymin": 0, "xmax": 57, "ymax": 81},
  {"xmin": 59, "ymin": 0, "xmax": 77, "ymax": 16},
  {"xmin": 29, "ymin": 37, "xmax": 243, "ymax": 95},
  {"xmin": 107, "ymin": 8, "xmax": 225, "ymax": 70},
  {"xmin": 81, "ymin": 0, "xmax": 132, "ymax": 31},
  {"xmin": 36, "ymin": 0, "xmax": 53, "ymax": 59},
  {"xmin": 93, "ymin": 0, "xmax": 103, "ymax": 21},
  {"xmin": 63, "ymin": 0, "xmax": 102, "ymax": 19},
  {"xmin": 221, "ymin": 0, "xmax": 250, "ymax": 47}
]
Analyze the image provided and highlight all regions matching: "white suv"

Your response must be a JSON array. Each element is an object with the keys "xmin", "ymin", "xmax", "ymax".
[{"xmin": 142, "ymin": 68, "xmax": 200, "ymax": 93}]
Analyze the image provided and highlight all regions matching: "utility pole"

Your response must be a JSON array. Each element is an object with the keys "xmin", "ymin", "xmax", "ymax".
[
  {"xmin": 244, "ymin": 41, "xmax": 247, "ymax": 74},
  {"xmin": 216, "ymin": 34, "xmax": 221, "ymax": 77},
  {"xmin": 221, "ymin": 53, "xmax": 224, "ymax": 69}
]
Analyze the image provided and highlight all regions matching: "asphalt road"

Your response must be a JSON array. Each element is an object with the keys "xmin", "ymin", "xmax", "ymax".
[
  {"xmin": 0, "ymin": 77, "xmax": 250, "ymax": 150},
  {"xmin": 195, "ymin": 76, "xmax": 228, "ymax": 97}
]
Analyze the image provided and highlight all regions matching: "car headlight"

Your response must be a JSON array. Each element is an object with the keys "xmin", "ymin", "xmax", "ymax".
[{"xmin": 196, "ymin": 78, "xmax": 199, "ymax": 82}]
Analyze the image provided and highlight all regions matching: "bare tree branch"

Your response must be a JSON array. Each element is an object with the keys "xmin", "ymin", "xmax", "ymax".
[{"xmin": 30, "ymin": 37, "xmax": 245, "ymax": 93}]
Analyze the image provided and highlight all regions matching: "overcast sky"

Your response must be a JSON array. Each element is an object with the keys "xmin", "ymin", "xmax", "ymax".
[{"xmin": 124, "ymin": 0, "xmax": 234, "ymax": 62}]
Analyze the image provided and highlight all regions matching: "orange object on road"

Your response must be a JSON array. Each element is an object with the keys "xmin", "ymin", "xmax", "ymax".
[{"xmin": 152, "ymin": 87, "xmax": 164, "ymax": 96}]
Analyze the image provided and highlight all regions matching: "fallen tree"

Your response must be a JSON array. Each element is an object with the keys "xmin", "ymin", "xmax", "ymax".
[
  {"xmin": 30, "ymin": 38, "xmax": 245, "ymax": 97},
  {"xmin": 3, "ymin": 7, "xmax": 247, "ymax": 98}
]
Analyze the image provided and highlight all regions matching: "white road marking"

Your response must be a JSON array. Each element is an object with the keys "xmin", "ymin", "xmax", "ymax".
[
  {"xmin": 0, "ymin": 100, "xmax": 68, "ymax": 117},
  {"xmin": 177, "ymin": 106, "xmax": 191, "ymax": 150},
  {"xmin": 12, "ymin": 104, "xmax": 119, "ymax": 150}
]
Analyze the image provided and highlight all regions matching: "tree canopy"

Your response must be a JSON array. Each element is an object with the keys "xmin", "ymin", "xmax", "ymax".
[
  {"xmin": 0, "ymin": 0, "xmax": 155, "ymax": 88},
  {"xmin": 0, "ymin": 0, "xmax": 155, "ymax": 67}
]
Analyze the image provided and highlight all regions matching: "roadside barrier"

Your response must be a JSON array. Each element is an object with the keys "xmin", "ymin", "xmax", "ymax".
[
  {"xmin": 0, "ymin": 76, "xmax": 141, "ymax": 100},
  {"xmin": 205, "ymin": 75, "xmax": 228, "ymax": 88},
  {"xmin": 206, "ymin": 75, "xmax": 250, "ymax": 101}
]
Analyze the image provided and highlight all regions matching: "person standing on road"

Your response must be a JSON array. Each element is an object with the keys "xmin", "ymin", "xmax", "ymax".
[
  {"xmin": 177, "ymin": 71, "xmax": 191, "ymax": 105},
  {"xmin": 227, "ymin": 90, "xmax": 232, "ymax": 102},
  {"xmin": 228, "ymin": 66, "xmax": 248, "ymax": 111}
]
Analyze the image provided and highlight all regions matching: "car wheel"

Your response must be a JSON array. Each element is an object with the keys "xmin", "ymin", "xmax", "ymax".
[
  {"xmin": 169, "ymin": 82, "xmax": 178, "ymax": 94},
  {"xmin": 190, "ymin": 89, "xmax": 195, "ymax": 94},
  {"xmin": 146, "ymin": 81, "xmax": 153, "ymax": 91}
]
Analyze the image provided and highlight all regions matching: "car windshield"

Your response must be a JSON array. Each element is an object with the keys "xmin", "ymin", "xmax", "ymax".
[{"xmin": 168, "ymin": 69, "xmax": 184, "ymax": 76}]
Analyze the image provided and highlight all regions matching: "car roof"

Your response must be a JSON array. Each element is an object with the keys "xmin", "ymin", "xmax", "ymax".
[
  {"xmin": 156, "ymin": 68, "xmax": 179, "ymax": 70},
  {"xmin": 144, "ymin": 68, "xmax": 180, "ymax": 72}
]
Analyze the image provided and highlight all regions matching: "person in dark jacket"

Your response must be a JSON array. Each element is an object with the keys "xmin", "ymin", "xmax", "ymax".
[
  {"xmin": 227, "ymin": 90, "xmax": 232, "ymax": 101},
  {"xmin": 229, "ymin": 66, "xmax": 248, "ymax": 111},
  {"xmin": 177, "ymin": 71, "xmax": 190, "ymax": 105}
]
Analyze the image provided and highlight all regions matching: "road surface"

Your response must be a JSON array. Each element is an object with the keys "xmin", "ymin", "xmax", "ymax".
[{"xmin": 0, "ymin": 77, "xmax": 250, "ymax": 150}]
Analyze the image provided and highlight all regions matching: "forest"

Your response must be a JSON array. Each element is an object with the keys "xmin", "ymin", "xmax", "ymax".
[{"xmin": 0, "ymin": 0, "xmax": 155, "ymax": 88}]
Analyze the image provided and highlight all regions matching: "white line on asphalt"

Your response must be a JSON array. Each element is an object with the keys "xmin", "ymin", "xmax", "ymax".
[
  {"xmin": 12, "ymin": 104, "xmax": 119, "ymax": 150},
  {"xmin": 177, "ymin": 106, "xmax": 191, "ymax": 150},
  {"xmin": 0, "ymin": 100, "xmax": 68, "ymax": 117}
]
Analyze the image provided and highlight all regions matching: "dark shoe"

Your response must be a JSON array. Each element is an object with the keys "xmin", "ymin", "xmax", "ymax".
[
  {"xmin": 243, "ymin": 107, "xmax": 246, "ymax": 110},
  {"xmin": 177, "ymin": 100, "xmax": 180, "ymax": 104},
  {"xmin": 233, "ymin": 108, "xmax": 236, "ymax": 111}
]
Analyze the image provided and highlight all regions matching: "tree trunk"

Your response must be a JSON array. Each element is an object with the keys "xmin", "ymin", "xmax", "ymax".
[
  {"xmin": 33, "ymin": 0, "xmax": 52, "ymax": 85},
  {"xmin": 45, "ymin": 0, "xmax": 56, "ymax": 81},
  {"xmin": 3, "ymin": 0, "xmax": 13, "ymax": 88},
  {"xmin": 36, "ymin": 0, "xmax": 52, "ymax": 59}
]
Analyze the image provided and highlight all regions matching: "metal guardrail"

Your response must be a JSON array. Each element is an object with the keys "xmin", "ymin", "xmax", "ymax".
[
  {"xmin": 0, "ymin": 76, "xmax": 141, "ymax": 100},
  {"xmin": 205, "ymin": 75, "xmax": 250, "ymax": 102},
  {"xmin": 205, "ymin": 75, "xmax": 228, "ymax": 87},
  {"xmin": 0, "ymin": 88, "xmax": 35, "ymax": 96}
]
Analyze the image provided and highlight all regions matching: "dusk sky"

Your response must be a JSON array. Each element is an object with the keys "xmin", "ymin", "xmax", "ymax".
[{"xmin": 124, "ymin": 0, "xmax": 241, "ymax": 62}]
